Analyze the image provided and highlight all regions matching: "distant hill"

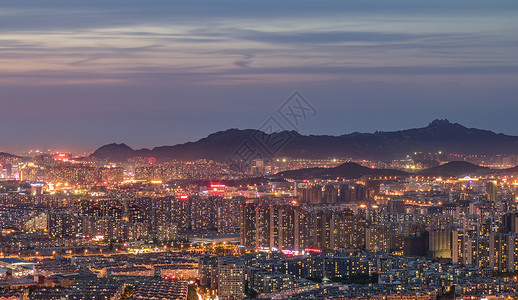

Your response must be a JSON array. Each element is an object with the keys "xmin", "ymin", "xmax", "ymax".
[
  {"xmin": 0, "ymin": 152, "xmax": 20, "ymax": 158},
  {"xmin": 90, "ymin": 143, "xmax": 151, "ymax": 162},
  {"xmin": 418, "ymin": 161, "xmax": 490, "ymax": 177},
  {"xmin": 276, "ymin": 162, "xmax": 409, "ymax": 180},
  {"xmin": 277, "ymin": 161, "xmax": 498, "ymax": 180},
  {"xmin": 496, "ymin": 165, "xmax": 518, "ymax": 174},
  {"xmin": 90, "ymin": 119, "xmax": 518, "ymax": 162}
]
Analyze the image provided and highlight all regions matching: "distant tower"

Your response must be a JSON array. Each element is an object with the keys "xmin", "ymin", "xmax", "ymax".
[{"xmin": 486, "ymin": 181, "xmax": 498, "ymax": 203}]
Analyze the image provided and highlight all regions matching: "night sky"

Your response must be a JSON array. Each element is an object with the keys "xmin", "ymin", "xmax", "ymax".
[{"xmin": 1, "ymin": 0, "xmax": 517, "ymax": 154}]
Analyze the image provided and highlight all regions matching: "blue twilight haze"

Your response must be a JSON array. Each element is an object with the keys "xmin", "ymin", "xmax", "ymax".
[{"xmin": 0, "ymin": 0, "xmax": 517, "ymax": 153}]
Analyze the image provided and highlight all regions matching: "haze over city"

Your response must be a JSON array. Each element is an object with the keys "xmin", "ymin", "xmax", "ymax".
[{"xmin": 1, "ymin": 0, "xmax": 517, "ymax": 153}]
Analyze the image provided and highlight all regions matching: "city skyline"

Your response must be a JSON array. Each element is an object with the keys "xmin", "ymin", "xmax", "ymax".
[
  {"xmin": 3, "ymin": 2, "xmax": 518, "ymax": 298},
  {"xmin": 1, "ymin": 0, "xmax": 517, "ymax": 153}
]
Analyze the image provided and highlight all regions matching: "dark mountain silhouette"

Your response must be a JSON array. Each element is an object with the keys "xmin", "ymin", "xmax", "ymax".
[
  {"xmin": 418, "ymin": 161, "xmax": 490, "ymax": 177},
  {"xmin": 276, "ymin": 161, "xmax": 500, "ymax": 180},
  {"xmin": 497, "ymin": 165, "xmax": 518, "ymax": 174},
  {"xmin": 0, "ymin": 152, "xmax": 20, "ymax": 158},
  {"xmin": 90, "ymin": 143, "xmax": 151, "ymax": 162},
  {"xmin": 276, "ymin": 162, "xmax": 409, "ymax": 179},
  {"xmin": 90, "ymin": 119, "xmax": 518, "ymax": 162}
]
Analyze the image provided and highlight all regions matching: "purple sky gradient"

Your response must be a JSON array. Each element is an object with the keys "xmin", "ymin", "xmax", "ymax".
[{"xmin": 0, "ymin": 0, "xmax": 517, "ymax": 154}]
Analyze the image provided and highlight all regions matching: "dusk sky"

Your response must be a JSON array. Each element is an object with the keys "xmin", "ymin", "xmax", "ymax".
[{"xmin": 1, "ymin": 0, "xmax": 517, "ymax": 154}]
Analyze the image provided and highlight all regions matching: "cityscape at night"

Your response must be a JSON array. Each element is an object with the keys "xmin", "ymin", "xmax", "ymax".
[{"xmin": 1, "ymin": 1, "xmax": 518, "ymax": 300}]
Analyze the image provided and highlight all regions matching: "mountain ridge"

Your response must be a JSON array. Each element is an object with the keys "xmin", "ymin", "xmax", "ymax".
[
  {"xmin": 418, "ymin": 161, "xmax": 490, "ymax": 177},
  {"xmin": 90, "ymin": 119, "xmax": 518, "ymax": 162},
  {"xmin": 276, "ymin": 161, "xmax": 518, "ymax": 180}
]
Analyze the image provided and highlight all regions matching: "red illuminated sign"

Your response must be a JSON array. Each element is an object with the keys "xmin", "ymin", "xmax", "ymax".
[{"xmin": 305, "ymin": 248, "xmax": 322, "ymax": 254}]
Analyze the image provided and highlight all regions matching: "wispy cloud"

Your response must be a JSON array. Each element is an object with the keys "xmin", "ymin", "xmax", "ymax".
[{"xmin": 0, "ymin": 0, "xmax": 517, "ymax": 152}]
